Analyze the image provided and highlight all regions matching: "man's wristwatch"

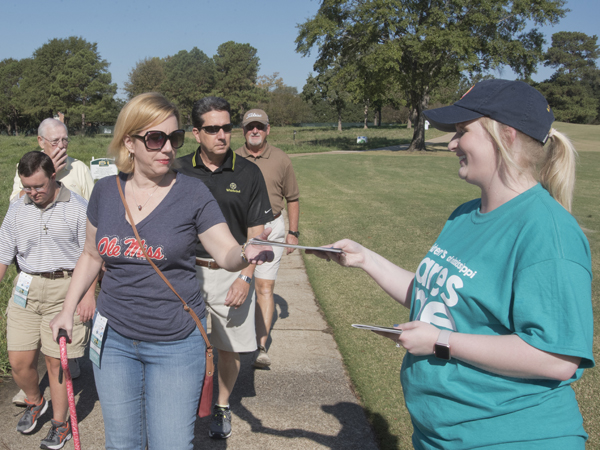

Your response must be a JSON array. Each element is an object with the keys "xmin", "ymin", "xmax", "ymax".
[
  {"xmin": 434, "ymin": 329, "xmax": 452, "ymax": 361},
  {"xmin": 238, "ymin": 274, "xmax": 252, "ymax": 284},
  {"xmin": 288, "ymin": 230, "xmax": 300, "ymax": 238}
]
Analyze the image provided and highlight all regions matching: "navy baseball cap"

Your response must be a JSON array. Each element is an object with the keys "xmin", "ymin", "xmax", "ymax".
[{"xmin": 424, "ymin": 79, "xmax": 554, "ymax": 143}]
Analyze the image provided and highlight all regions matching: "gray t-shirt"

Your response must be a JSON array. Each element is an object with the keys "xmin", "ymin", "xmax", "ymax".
[{"xmin": 88, "ymin": 172, "xmax": 225, "ymax": 341}]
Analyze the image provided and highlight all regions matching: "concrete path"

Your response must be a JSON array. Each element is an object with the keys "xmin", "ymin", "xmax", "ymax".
[{"xmin": 0, "ymin": 230, "xmax": 378, "ymax": 449}]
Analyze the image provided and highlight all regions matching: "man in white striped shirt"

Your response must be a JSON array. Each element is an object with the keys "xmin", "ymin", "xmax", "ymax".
[
  {"xmin": 0, "ymin": 151, "xmax": 93, "ymax": 449},
  {"xmin": 10, "ymin": 118, "xmax": 94, "ymax": 405}
]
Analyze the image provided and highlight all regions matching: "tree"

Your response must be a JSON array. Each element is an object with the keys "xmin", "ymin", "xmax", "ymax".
[
  {"xmin": 538, "ymin": 32, "xmax": 600, "ymax": 123},
  {"xmin": 0, "ymin": 58, "xmax": 31, "ymax": 135},
  {"xmin": 213, "ymin": 41, "xmax": 263, "ymax": 122},
  {"xmin": 302, "ymin": 68, "xmax": 351, "ymax": 131},
  {"xmin": 255, "ymin": 74, "xmax": 312, "ymax": 126},
  {"xmin": 19, "ymin": 37, "xmax": 117, "ymax": 125},
  {"xmin": 124, "ymin": 57, "xmax": 166, "ymax": 99},
  {"xmin": 50, "ymin": 47, "xmax": 118, "ymax": 128},
  {"xmin": 296, "ymin": 0, "xmax": 566, "ymax": 150},
  {"xmin": 161, "ymin": 48, "xmax": 216, "ymax": 125}
]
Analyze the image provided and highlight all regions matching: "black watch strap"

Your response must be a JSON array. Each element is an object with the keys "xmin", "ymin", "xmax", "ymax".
[{"xmin": 288, "ymin": 230, "xmax": 300, "ymax": 238}]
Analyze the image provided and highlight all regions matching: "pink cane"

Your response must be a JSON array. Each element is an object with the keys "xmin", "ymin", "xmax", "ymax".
[{"xmin": 57, "ymin": 329, "xmax": 81, "ymax": 450}]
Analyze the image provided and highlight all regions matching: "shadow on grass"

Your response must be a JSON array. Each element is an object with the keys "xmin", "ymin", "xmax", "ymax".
[{"xmin": 366, "ymin": 409, "xmax": 403, "ymax": 450}]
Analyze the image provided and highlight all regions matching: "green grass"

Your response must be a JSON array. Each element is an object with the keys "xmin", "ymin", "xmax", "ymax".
[{"xmin": 293, "ymin": 151, "xmax": 600, "ymax": 449}]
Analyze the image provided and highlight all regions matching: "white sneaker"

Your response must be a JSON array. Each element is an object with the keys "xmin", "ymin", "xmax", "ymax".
[
  {"xmin": 68, "ymin": 359, "xmax": 81, "ymax": 379},
  {"xmin": 253, "ymin": 345, "xmax": 271, "ymax": 369},
  {"xmin": 12, "ymin": 389, "xmax": 27, "ymax": 406}
]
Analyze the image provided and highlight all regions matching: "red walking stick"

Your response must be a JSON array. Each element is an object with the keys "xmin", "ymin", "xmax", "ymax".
[{"xmin": 57, "ymin": 329, "xmax": 81, "ymax": 450}]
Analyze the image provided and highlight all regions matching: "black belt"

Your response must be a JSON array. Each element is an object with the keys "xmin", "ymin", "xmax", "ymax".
[
  {"xmin": 195, "ymin": 259, "xmax": 221, "ymax": 270},
  {"xmin": 30, "ymin": 270, "xmax": 73, "ymax": 280}
]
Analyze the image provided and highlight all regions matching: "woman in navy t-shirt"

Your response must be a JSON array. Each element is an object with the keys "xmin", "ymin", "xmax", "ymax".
[{"xmin": 51, "ymin": 93, "xmax": 272, "ymax": 449}]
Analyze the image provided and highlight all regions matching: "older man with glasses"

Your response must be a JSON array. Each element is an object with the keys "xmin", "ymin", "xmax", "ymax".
[
  {"xmin": 9, "ymin": 118, "xmax": 96, "ymax": 406},
  {"xmin": 10, "ymin": 118, "xmax": 95, "ymax": 203}
]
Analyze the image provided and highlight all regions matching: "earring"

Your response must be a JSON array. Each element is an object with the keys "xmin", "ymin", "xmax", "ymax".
[{"xmin": 129, "ymin": 152, "xmax": 134, "ymax": 161}]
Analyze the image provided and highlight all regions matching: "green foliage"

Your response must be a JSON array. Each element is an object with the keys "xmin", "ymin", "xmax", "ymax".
[
  {"xmin": 54, "ymin": 47, "xmax": 118, "ymax": 127},
  {"xmin": 213, "ymin": 41, "xmax": 264, "ymax": 122},
  {"xmin": 18, "ymin": 37, "xmax": 118, "ymax": 127},
  {"xmin": 123, "ymin": 57, "xmax": 166, "ymax": 100},
  {"xmin": 161, "ymin": 48, "xmax": 216, "ymax": 125},
  {"xmin": 0, "ymin": 58, "xmax": 33, "ymax": 135},
  {"xmin": 302, "ymin": 69, "xmax": 352, "ymax": 131},
  {"xmin": 296, "ymin": 0, "xmax": 567, "ymax": 150},
  {"xmin": 538, "ymin": 32, "xmax": 600, "ymax": 123}
]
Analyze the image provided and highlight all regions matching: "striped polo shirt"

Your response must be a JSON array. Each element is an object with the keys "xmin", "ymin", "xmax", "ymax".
[{"xmin": 0, "ymin": 183, "xmax": 88, "ymax": 273}]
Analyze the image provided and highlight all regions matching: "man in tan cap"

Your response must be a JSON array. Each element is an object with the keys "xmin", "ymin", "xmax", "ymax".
[{"xmin": 236, "ymin": 109, "xmax": 300, "ymax": 369}]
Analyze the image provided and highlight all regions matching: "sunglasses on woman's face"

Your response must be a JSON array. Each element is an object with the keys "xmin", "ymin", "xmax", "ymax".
[{"xmin": 132, "ymin": 129, "xmax": 186, "ymax": 150}]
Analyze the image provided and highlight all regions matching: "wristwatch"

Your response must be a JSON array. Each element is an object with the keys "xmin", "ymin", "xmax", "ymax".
[
  {"xmin": 434, "ymin": 329, "xmax": 452, "ymax": 361},
  {"xmin": 288, "ymin": 230, "xmax": 300, "ymax": 238},
  {"xmin": 238, "ymin": 274, "xmax": 252, "ymax": 284}
]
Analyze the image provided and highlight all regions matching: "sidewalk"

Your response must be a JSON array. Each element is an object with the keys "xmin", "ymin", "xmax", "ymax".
[{"xmin": 0, "ymin": 237, "xmax": 378, "ymax": 449}]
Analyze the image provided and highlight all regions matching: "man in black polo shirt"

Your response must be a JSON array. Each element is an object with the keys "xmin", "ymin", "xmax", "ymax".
[{"xmin": 174, "ymin": 97, "xmax": 272, "ymax": 440}]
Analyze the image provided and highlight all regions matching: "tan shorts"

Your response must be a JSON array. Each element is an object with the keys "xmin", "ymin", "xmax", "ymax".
[
  {"xmin": 7, "ymin": 274, "xmax": 90, "ymax": 359},
  {"xmin": 196, "ymin": 264, "xmax": 256, "ymax": 353},
  {"xmin": 253, "ymin": 214, "xmax": 286, "ymax": 281}
]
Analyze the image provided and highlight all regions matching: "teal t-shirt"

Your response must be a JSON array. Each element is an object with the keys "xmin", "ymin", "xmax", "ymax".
[{"xmin": 401, "ymin": 184, "xmax": 594, "ymax": 449}]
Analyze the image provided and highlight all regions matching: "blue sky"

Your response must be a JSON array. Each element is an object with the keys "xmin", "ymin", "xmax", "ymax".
[{"xmin": 1, "ymin": 0, "xmax": 597, "ymax": 99}]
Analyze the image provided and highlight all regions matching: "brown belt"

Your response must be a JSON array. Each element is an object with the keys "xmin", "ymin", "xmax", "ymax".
[
  {"xmin": 195, "ymin": 259, "xmax": 221, "ymax": 270},
  {"xmin": 30, "ymin": 270, "xmax": 73, "ymax": 280},
  {"xmin": 273, "ymin": 212, "xmax": 281, "ymax": 220}
]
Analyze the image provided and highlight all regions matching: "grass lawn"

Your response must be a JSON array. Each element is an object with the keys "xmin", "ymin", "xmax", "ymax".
[
  {"xmin": 293, "ymin": 148, "xmax": 600, "ymax": 449},
  {"xmin": 0, "ymin": 123, "xmax": 598, "ymax": 448}
]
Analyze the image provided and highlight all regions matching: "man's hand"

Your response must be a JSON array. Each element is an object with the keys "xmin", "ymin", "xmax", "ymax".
[
  {"xmin": 76, "ymin": 291, "xmax": 96, "ymax": 323},
  {"xmin": 285, "ymin": 233, "xmax": 298, "ymax": 254},
  {"xmin": 224, "ymin": 277, "xmax": 251, "ymax": 308},
  {"xmin": 49, "ymin": 146, "xmax": 67, "ymax": 174}
]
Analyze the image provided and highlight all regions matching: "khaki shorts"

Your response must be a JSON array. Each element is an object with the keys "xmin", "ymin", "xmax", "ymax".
[
  {"xmin": 253, "ymin": 214, "xmax": 286, "ymax": 281},
  {"xmin": 7, "ymin": 274, "xmax": 90, "ymax": 359},
  {"xmin": 196, "ymin": 265, "xmax": 256, "ymax": 353}
]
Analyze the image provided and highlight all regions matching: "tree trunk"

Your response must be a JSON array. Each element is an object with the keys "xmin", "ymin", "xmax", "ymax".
[
  {"xmin": 408, "ymin": 94, "xmax": 429, "ymax": 151},
  {"xmin": 337, "ymin": 109, "xmax": 343, "ymax": 132},
  {"xmin": 363, "ymin": 102, "xmax": 368, "ymax": 129}
]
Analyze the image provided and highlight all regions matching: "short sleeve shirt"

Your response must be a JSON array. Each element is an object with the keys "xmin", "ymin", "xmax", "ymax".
[
  {"xmin": 402, "ymin": 184, "xmax": 594, "ymax": 449},
  {"xmin": 174, "ymin": 148, "xmax": 273, "ymax": 258},
  {"xmin": 236, "ymin": 143, "xmax": 299, "ymax": 216},
  {"xmin": 88, "ymin": 173, "xmax": 225, "ymax": 341}
]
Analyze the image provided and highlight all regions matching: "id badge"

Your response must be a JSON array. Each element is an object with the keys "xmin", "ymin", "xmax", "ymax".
[
  {"xmin": 13, "ymin": 272, "xmax": 33, "ymax": 308},
  {"xmin": 89, "ymin": 310, "xmax": 108, "ymax": 368}
]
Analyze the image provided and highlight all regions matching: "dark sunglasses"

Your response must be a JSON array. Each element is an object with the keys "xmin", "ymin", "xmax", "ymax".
[
  {"xmin": 200, "ymin": 124, "xmax": 233, "ymax": 135},
  {"xmin": 132, "ymin": 129, "xmax": 186, "ymax": 150},
  {"xmin": 245, "ymin": 123, "xmax": 267, "ymax": 131}
]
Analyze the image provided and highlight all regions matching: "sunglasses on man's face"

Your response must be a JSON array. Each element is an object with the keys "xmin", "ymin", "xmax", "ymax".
[
  {"xmin": 245, "ymin": 123, "xmax": 267, "ymax": 132},
  {"xmin": 132, "ymin": 129, "xmax": 186, "ymax": 150},
  {"xmin": 200, "ymin": 124, "xmax": 233, "ymax": 135}
]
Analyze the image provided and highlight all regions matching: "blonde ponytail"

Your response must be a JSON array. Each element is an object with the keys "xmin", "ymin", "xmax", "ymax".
[
  {"xmin": 480, "ymin": 118, "xmax": 578, "ymax": 212},
  {"xmin": 539, "ymin": 129, "xmax": 577, "ymax": 212}
]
